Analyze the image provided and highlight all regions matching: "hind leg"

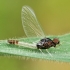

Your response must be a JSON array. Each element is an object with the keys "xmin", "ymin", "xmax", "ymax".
[{"xmin": 46, "ymin": 49, "xmax": 53, "ymax": 57}]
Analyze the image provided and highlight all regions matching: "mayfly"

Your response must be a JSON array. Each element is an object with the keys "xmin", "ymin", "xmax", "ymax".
[{"xmin": 8, "ymin": 6, "xmax": 60, "ymax": 56}]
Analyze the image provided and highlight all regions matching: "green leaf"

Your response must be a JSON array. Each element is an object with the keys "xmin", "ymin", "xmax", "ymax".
[{"xmin": 0, "ymin": 33, "xmax": 70, "ymax": 62}]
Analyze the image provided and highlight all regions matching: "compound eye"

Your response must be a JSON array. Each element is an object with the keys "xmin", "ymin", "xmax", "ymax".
[{"xmin": 53, "ymin": 38, "xmax": 60, "ymax": 44}]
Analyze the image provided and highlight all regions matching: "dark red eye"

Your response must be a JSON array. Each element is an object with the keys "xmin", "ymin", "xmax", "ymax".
[{"xmin": 53, "ymin": 38, "xmax": 60, "ymax": 44}]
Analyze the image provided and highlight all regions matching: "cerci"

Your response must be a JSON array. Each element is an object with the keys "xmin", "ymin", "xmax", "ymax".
[{"xmin": 36, "ymin": 38, "xmax": 60, "ymax": 49}]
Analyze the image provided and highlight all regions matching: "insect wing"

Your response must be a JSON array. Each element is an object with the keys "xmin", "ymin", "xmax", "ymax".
[{"xmin": 21, "ymin": 6, "xmax": 45, "ymax": 38}]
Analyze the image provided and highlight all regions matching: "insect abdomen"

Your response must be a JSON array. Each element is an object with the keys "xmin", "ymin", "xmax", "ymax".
[{"xmin": 8, "ymin": 40, "xmax": 18, "ymax": 44}]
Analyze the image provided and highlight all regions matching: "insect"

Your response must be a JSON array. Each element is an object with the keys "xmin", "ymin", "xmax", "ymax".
[
  {"xmin": 8, "ymin": 6, "xmax": 60, "ymax": 56},
  {"xmin": 37, "ymin": 38, "xmax": 60, "ymax": 49}
]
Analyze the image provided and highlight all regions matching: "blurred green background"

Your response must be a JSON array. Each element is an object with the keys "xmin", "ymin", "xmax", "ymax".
[{"xmin": 0, "ymin": 0, "xmax": 70, "ymax": 70}]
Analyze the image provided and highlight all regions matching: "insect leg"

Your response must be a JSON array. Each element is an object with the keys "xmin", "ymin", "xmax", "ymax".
[
  {"xmin": 39, "ymin": 49, "xmax": 45, "ymax": 55},
  {"xmin": 46, "ymin": 49, "xmax": 53, "ymax": 57}
]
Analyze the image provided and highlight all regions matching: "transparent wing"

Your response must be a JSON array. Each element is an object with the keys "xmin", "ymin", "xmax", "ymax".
[{"xmin": 21, "ymin": 6, "xmax": 45, "ymax": 37}]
